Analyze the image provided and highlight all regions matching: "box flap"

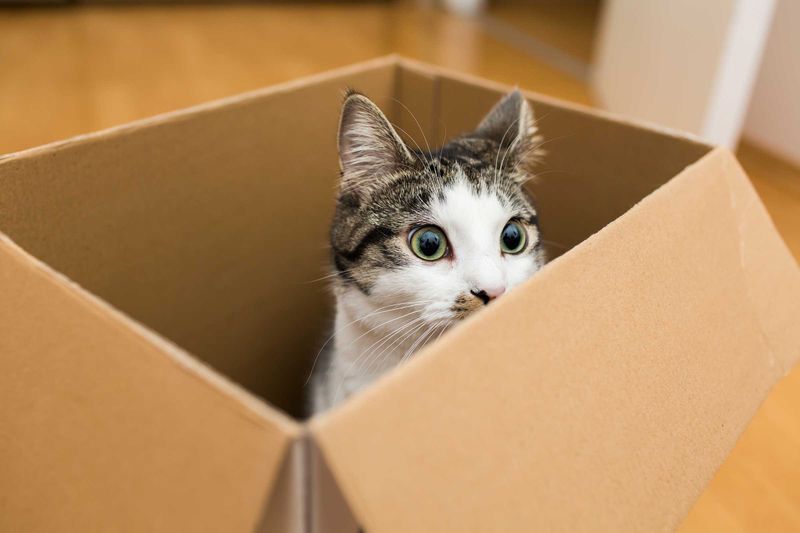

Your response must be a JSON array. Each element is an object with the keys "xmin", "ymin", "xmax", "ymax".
[
  {"xmin": 392, "ymin": 62, "xmax": 440, "ymax": 154},
  {"xmin": 0, "ymin": 236, "xmax": 299, "ymax": 531},
  {"xmin": 0, "ymin": 56, "xmax": 399, "ymax": 418},
  {"xmin": 257, "ymin": 436, "xmax": 308, "ymax": 533},
  {"xmin": 425, "ymin": 64, "xmax": 713, "ymax": 261},
  {"xmin": 310, "ymin": 148, "xmax": 799, "ymax": 532},
  {"xmin": 310, "ymin": 439, "xmax": 360, "ymax": 533},
  {"xmin": 716, "ymin": 149, "xmax": 800, "ymax": 371}
]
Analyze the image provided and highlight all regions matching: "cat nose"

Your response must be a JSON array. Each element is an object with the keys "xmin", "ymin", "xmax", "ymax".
[{"xmin": 471, "ymin": 286, "xmax": 506, "ymax": 305}]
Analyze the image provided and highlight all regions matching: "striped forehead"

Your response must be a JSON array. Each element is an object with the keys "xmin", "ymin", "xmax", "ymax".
[{"xmin": 430, "ymin": 174, "xmax": 510, "ymax": 250}]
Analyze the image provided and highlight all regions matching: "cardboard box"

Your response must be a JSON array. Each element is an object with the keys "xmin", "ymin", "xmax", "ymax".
[{"xmin": 1, "ymin": 56, "xmax": 798, "ymax": 532}]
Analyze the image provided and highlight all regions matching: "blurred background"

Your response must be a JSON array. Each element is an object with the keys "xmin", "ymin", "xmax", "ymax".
[{"xmin": 2, "ymin": 0, "xmax": 798, "ymax": 531}]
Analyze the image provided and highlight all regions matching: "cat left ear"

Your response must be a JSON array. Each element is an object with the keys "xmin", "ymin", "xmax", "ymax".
[
  {"xmin": 474, "ymin": 89, "xmax": 542, "ymax": 177},
  {"xmin": 337, "ymin": 91, "xmax": 415, "ymax": 195}
]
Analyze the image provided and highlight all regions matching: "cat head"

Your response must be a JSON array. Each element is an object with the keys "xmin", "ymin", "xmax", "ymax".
[{"xmin": 331, "ymin": 89, "xmax": 545, "ymax": 329}]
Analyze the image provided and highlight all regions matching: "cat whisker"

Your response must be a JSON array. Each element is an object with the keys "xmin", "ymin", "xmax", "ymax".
[
  {"xmin": 496, "ymin": 109, "xmax": 555, "ymax": 183},
  {"xmin": 391, "ymin": 122, "xmax": 436, "ymax": 171},
  {"xmin": 507, "ymin": 138, "xmax": 567, "ymax": 184},
  {"xmin": 437, "ymin": 121, "xmax": 448, "ymax": 161},
  {"xmin": 494, "ymin": 117, "xmax": 521, "ymax": 182},
  {"xmin": 385, "ymin": 320, "xmax": 432, "ymax": 368},
  {"xmin": 362, "ymin": 315, "xmax": 451, "ymax": 386},
  {"xmin": 399, "ymin": 322, "xmax": 440, "ymax": 364},
  {"xmin": 498, "ymin": 127, "xmax": 524, "ymax": 179},
  {"xmin": 304, "ymin": 300, "xmax": 434, "ymax": 385},
  {"xmin": 431, "ymin": 321, "xmax": 450, "ymax": 346},
  {"xmin": 530, "ymin": 133, "xmax": 568, "ymax": 154},
  {"xmin": 368, "ymin": 311, "xmax": 453, "ymax": 366},
  {"xmin": 301, "ymin": 270, "xmax": 351, "ymax": 284},
  {"xmin": 400, "ymin": 323, "xmax": 443, "ymax": 363},
  {"xmin": 515, "ymin": 134, "xmax": 569, "ymax": 174},
  {"xmin": 391, "ymin": 98, "xmax": 436, "ymax": 170},
  {"xmin": 541, "ymin": 239, "xmax": 570, "ymax": 250},
  {"xmin": 356, "ymin": 316, "xmax": 428, "ymax": 378},
  {"xmin": 530, "ymin": 169, "xmax": 569, "ymax": 179},
  {"xmin": 318, "ymin": 309, "xmax": 427, "ymax": 398},
  {"xmin": 334, "ymin": 316, "xmax": 427, "ymax": 401},
  {"xmin": 334, "ymin": 301, "xmax": 433, "ymax": 348},
  {"xmin": 526, "ymin": 109, "xmax": 553, "ymax": 133}
]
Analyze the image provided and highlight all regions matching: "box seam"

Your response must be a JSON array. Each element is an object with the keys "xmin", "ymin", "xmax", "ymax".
[
  {"xmin": 0, "ymin": 232, "xmax": 299, "ymax": 436},
  {"xmin": 307, "ymin": 427, "xmax": 375, "ymax": 533},
  {"xmin": 397, "ymin": 55, "xmax": 714, "ymax": 149},
  {"xmin": 717, "ymin": 148, "xmax": 797, "ymax": 376},
  {"xmin": 0, "ymin": 55, "xmax": 402, "ymax": 163}
]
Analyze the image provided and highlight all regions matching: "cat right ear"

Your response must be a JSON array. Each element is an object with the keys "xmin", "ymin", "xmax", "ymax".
[
  {"xmin": 474, "ymin": 89, "xmax": 542, "ymax": 179},
  {"xmin": 338, "ymin": 91, "xmax": 414, "ymax": 195}
]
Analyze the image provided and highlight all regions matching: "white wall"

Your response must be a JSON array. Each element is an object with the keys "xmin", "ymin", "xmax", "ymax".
[
  {"xmin": 592, "ymin": 0, "xmax": 775, "ymax": 148},
  {"xmin": 593, "ymin": 0, "xmax": 735, "ymax": 135},
  {"xmin": 743, "ymin": 0, "xmax": 800, "ymax": 167}
]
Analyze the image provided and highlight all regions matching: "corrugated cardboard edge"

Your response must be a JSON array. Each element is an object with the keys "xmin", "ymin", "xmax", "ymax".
[
  {"xmin": 397, "ymin": 56, "xmax": 711, "ymax": 147},
  {"xmin": 309, "ymin": 145, "xmax": 800, "ymax": 531},
  {"xmin": 309, "ymin": 437, "xmax": 361, "ymax": 533},
  {"xmin": 0, "ymin": 57, "xmax": 407, "ymax": 411},
  {"xmin": 0, "ymin": 55, "xmax": 401, "ymax": 163},
  {"xmin": 0, "ymin": 231, "xmax": 302, "ymax": 527},
  {"xmin": 714, "ymin": 148, "xmax": 800, "ymax": 372},
  {"xmin": 257, "ymin": 432, "xmax": 311, "ymax": 533},
  {"xmin": 1, "ymin": 55, "xmax": 706, "ymax": 167},
  {"xmin": 4, "ymin": 54, "xmax": 796, "ymax": 530},
  {"xmin": 0, "ymin": 56, "xmax": 405, "ymax": 531},
  {"xmin": 0, "ymin": 231, "xmax": 299, "ymax": 437}
]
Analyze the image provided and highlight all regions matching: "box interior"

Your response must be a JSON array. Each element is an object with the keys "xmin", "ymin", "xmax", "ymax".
[{"xmin": 0, "ymin": 61, "xmax": 711, "ymax": 418}]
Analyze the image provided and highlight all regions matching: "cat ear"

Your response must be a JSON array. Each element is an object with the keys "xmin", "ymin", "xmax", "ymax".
[
  {"xmin": 475, "ymin": 89, "xmax": 542, "ymax": 177},
  {"xmin": 338, "ymin": 91, "xmax": 415, "ymax": 195}
]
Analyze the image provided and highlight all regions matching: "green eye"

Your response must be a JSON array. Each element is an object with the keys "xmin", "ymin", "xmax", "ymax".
[
  {"xmin": 410, "ymin": 226, "xmax": 448, "ymax": 261},
  {"xmin": 500, "ymin": 221, "xmax": 527, "ymax": 254}
]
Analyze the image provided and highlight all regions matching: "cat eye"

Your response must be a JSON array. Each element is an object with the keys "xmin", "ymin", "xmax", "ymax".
[
  {"xmin": 500, "ymin": 221, "xmax": 527, "ymax": 254},
  {"xmin": 409, "ymin": 226, "xmax": 448, "ymax": 261}
]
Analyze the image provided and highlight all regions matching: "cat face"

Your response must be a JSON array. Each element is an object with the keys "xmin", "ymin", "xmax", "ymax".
[{"xmin": 331, "ymin": 89, "xmax": 545, "ymax": 331}]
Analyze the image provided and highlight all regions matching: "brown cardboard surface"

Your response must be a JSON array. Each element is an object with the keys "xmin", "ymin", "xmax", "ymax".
[
  {"xmin": 310, "ymin": 440, "xmax": 360, "ymax": 533},
  {"xmin": 311, "ymin": 145, "xmax": 799, "ymax": 532},
  {"xmin": 392, "ymin": 63, "xmax": 439, "ymax": 157},
  {"xmin": 1, "ymin": 56, "xmax": 797, "ymax": 532},
  {"xmin": 428, "ymin": 67, "xmax": 712, "ymax": 260},
  {"xmin": 0, "ymin": 57, "xmax": 397, "ymax": 417},
  {"xmin": 716, "ymin": 150, "xmax": 800, "ymax": 372},
  {"xmin": 0, "ymin": 236, "xmax": 298, "ymax": 531},
  {"xmin": 258, "ymin": 436, "xmax": 308, "ymax": 533}
]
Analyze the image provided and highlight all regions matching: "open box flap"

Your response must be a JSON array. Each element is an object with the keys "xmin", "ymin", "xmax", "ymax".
[
  {"xmin": 0, "ymin": 235, "xmax": 300, "ymax": 532},
  {"xmin": 396, "ymin": 58, "xmax": 713, "ymax": 264},
  {"xmin": 310, "ymin": 147, "xmax": 799, "ymax": 532},
  {"xmin": 716, "ymin": 150, "xmax": 800, "ymax": 372},
  {"xmin": 257, "ymin": 435, "xmax": 309, "ymax": 533},
  {"xmin": 310, "ymin": 438, "xmax": 360, "ymax": 533},
  {"xmin": 0, "ymin": 56, "xmax": 399, "ymax": 419}
]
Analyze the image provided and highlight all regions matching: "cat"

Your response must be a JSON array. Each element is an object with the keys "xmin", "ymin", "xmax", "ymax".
[{"xmin": 309, "ymin": 88, "xmax": 546, "ymax": 414}]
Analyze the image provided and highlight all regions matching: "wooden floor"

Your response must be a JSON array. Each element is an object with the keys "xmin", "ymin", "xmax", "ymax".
[{"xmin": 2, "ymin": 2, "xmax": 798, "ymax": 531}]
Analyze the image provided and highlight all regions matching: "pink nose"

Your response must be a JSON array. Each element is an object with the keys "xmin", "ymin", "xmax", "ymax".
[{"xmin": 471, "ymin": 286, "xmax": 506, "ymax": 304}]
